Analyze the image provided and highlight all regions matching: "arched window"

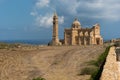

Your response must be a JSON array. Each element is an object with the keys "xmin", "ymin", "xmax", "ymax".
[
  {"xmin": 90, "ymin": 31, "xmax": 93, "ymax": 36},
  {"xmin": 85, "ymin": 31, "xmax": 88, "ymax": 36},
  {"xmin": 80, "ymin": 32, "xmax": 83, "ymax": 36}
]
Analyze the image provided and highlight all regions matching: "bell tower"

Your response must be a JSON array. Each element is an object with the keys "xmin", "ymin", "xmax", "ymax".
[{"xmin": 52, "ymin": 12, "xmax": 60, "ymax": 45}]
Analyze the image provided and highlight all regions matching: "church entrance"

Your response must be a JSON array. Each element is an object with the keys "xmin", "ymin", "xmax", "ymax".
[
  {"xmin": 67, "ymin": 38, "xmax": 71, "ymax": 45},
  {"xmin": 96, "ymin": 38, "xmax": 100, "ymax": 45}
]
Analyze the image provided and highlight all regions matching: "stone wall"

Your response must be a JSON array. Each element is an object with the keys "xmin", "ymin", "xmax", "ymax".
[{"xmin": 100, "ymin": 46, "xmax": 119, "ymax": 80}]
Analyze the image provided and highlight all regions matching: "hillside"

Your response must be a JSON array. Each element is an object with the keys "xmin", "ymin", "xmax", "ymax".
[{"xmin": 0, "ymin": 45, "xmax": 105, "ymax": 80}]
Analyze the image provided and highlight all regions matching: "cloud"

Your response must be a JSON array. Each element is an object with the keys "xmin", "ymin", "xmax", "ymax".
[
  {"xmin": 31, "ymin": 0, "xmax": 120, "ymax": 28},
  {"xmin": 76, "ymin": 0, "xmax": 120, "ymax": 20},
  {"xmin": 35, "ymin": 14, "xmax": 52, "ymax": 28},
  {"xmin": 59, "ymin": 16, "xmax": 64, "ymax": 24},
  {"xmin": 56, "ymin": 0, "xmax": 120, "ymax": 20},
  {"xmin": 30, "ymin": 0, "xmax": 64, "ymax": 28},
  {"xmin": 35, "ymin": 0, "xmax": 50, "ymax": 8},
  {"xmin": 35, "ymin": 14, "xmax": 64, "ymax": 28},
  {"xmin": 30, "ymin": 11, "xmax": 37, "ymax": 16}
]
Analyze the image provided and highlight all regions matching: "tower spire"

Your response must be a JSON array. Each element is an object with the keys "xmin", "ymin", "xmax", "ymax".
[{"xmin": 53, "ymin": 11, "xmax": 58, "ymax": 17}]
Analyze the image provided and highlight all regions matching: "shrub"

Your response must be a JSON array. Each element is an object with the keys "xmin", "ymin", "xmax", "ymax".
[
  {"xmin": 90, "ymin": 70, "xmax": 99, "ymax": 80},
  {"xmin": 87, "ymin": 60, "xmax": 98, "ymax": 66},
  {"xmin": 96, "ymin": 46, "xmax": 110, "ymax": 67},
  {"xmin": 0, "ymin": 42, "xmax": 20, "ymax": 49},
  {"xmin": 81, "ymin": 46, "xmax": 111, "ymax": 80},
  {"xmin": 90, "ymin": 46, "xmax": 111, "ymax": 80},
  {"xmin": 80, "ymin": 67, "xmax": 98, "ymax": 75},
  {"xmin": 32, "ymin": 77, "xmax": 46, "ymax": 80}
]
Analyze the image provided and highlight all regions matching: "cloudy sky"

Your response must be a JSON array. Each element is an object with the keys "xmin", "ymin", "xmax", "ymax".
[{"xmin": 0, "ymin": 0, "xmax": 120, "ymax": 41}]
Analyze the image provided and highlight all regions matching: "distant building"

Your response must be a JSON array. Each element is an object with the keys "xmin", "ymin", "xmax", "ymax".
[
  {"xmin": 51, "ymin": 13, "xmax": 103, "ymax": 46},
  {"xmin": 111, "ymin": 38, "xmax": 120, "ymax": 43}
]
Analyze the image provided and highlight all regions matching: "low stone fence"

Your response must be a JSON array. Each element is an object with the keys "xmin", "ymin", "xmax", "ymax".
[{"xmin": 100, "ymin": 46, "xmax": 119, "ymax": 80}]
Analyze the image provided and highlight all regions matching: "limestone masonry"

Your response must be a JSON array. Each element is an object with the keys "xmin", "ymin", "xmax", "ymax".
[
  {"xmin": 100, "ymin": 47, "xmax": 120, "ymax": 80},
  {"xmin": 51, "ymin": 12, "xmax": 103, "ymax": 45}
]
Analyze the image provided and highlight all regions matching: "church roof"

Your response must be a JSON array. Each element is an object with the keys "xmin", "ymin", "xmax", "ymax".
[{"xmin": 72, "ymin": 18, "xmax": 81, "ymax": 26}]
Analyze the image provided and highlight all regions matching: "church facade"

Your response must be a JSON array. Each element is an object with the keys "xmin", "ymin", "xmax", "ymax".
[{"xmin": 51, "ymin": 13, "xmax": 103, "ymax": 46}]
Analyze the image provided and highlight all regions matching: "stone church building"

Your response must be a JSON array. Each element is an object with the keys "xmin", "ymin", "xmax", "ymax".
[{"xmin": 51, "ymin": 13, "xmax": 103, "ymax": 45}]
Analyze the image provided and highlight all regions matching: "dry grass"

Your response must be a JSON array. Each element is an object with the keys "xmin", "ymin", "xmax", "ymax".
[{"xmin": 0, "ymin": 45, "xmax": 105, "ymax": 80}]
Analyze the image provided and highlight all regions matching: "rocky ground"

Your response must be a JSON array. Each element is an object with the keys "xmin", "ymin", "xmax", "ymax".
[{"xmin": 0, "ymin": 45, "xmax": 105, "ymax": 80}]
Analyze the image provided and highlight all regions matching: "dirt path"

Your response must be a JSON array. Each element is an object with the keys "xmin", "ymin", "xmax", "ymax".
[{"xmin": 0, "ymin": 46, "xmax": 105, "ymax": 80}]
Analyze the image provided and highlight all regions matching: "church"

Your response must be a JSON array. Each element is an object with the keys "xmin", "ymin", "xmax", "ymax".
[{"xmin": 51, "ymin": 12, "xmax": 103, "ymax": 46}]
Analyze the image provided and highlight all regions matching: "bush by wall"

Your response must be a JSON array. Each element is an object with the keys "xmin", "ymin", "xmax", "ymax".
[
  {"xmin": 80, "ymin": 46, "xmax": 111, "ymax": 80},
  {"xmin": 90, "ymin": 46, "xmax": 111, "ymax": 80},
  {"xmin": 32, "ymin": 77, "xmax": 46, "ymax": 80}
]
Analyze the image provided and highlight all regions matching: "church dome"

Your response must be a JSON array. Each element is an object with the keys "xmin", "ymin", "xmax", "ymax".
[{"xmin": 72, "ymin": 18, "xmax": 81, "ymax": 28}]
